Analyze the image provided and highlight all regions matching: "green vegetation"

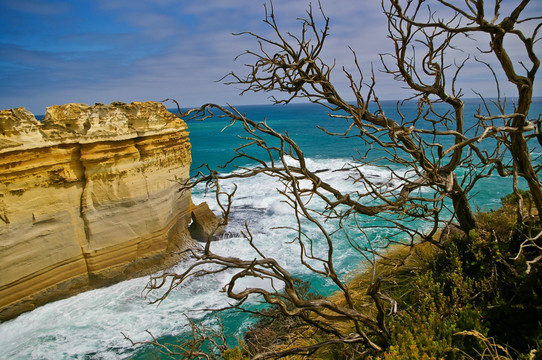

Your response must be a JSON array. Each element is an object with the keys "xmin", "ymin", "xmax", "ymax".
[{"xmin": 229, "ymin": 193, "xmax": 542, "ymax": 359}]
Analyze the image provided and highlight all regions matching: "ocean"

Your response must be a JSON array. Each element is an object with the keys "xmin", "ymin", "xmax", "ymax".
[{"xmin": 1, "ymin": 100, "xmax": 541, "ymax": 359}]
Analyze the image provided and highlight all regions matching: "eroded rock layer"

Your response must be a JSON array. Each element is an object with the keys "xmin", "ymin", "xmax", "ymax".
[{"xmin": 0, "ymin": 101, "xmax": 194, "ymax": 321}]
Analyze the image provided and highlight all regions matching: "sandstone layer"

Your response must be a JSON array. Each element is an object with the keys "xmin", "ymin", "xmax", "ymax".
[{"xmin": 0, "ymin": 101, "xmax": 195, "ymax": 321}]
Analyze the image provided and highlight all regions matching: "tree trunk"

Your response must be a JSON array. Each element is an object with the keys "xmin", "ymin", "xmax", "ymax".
[
  {"xmin": 510, "ymin": 132, "xmax": 542, "ymax": 223},
  {"xmin": 450, "ymin": 175, "xmax": 477, "ymax": 232},
  {"xmin": 508, "ymin": 85, "xmax": 542, "ymax": 223},
  {"xmin": 491, "ymin": 29, "xmax": 542, "ymax": 224}
]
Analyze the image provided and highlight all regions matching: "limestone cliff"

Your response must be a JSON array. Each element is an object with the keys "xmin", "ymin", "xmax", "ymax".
[{"xmin": 0, "ymin": 101, "xmax": 194, "ymax": 321}]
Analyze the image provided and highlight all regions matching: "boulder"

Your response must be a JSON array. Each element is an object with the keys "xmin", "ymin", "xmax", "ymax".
[{"xmin": 189, "ymin": 202, "xmax": 225, "ymax": 242}]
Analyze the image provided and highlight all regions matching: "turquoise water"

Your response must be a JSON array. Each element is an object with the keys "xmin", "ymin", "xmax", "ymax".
[
  {"xmin": 0, "ymin": 100, "xmax": 540, "ymax": 359},
  {"xmin": 189, "ymin": 100, "xmax": 541, "ymax": 210}
]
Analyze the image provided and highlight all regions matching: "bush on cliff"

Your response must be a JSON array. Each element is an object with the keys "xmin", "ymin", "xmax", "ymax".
[{"xmin": 234, "ymin": 193, "xmax": 542, "ymax": 359}]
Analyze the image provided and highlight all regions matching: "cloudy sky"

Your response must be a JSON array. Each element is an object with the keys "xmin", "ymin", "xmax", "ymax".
[{"xmin": 1, "ymin": 0, "xmax": 540, "ymax": 114}]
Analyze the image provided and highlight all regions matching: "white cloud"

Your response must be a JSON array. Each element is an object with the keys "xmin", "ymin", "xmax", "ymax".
[{"xmin": 0, "ymin": 0, "xmax": 540, "ymax": 114}]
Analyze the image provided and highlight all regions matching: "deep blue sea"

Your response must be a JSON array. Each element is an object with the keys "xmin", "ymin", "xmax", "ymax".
[{"xmin": 1, "ymin": 100, "xmax": 541, "ymax": 359}]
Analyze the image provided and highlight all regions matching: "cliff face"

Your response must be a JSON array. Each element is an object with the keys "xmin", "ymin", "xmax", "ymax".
[{"xmin": 0, "ymin": 101, "xmax": 194, "ymax": 321}]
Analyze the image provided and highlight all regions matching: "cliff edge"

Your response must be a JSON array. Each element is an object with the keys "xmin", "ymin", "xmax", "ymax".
[{"xmin": 0, "ymin": 101, "xmax": 196, "ymax": 321}]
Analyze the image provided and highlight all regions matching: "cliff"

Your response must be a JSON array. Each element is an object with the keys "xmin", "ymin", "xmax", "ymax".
[{"xmin": 0, "ymin": 101, "xmax": 196, "ymax": 321}]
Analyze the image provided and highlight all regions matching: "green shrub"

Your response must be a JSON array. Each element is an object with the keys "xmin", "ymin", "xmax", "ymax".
[
  {"xmin": 222, "ymin": 345, "xmax": 250, "ymax": 360},
  {"xmin": 381, "ymin": 269, "xmax": 486, "ymax": 360},
  {"xmin": 370, "ymin": 200, "xmax": 541, "ymax": 359},
  {"xmin": 230, "ymin": 195, "xmax": 542, "ymax": 359},
  {"xmin": 500, "ymin": 189, "xmax": 532, "ymax": 207}
]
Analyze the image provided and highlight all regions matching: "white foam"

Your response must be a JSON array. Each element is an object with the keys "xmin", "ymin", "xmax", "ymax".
[{"xmin": 0, "ymin": 157, "xmax": 412, "ymax": 359}]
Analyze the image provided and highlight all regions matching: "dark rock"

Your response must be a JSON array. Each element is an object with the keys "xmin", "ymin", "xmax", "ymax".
[{"xmin": 189, "ymin": 202, "xmax": 225, "ymax": 242}]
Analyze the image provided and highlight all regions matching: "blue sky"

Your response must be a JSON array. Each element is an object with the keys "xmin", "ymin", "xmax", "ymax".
[{"xmin": 0, "ymin": 0, "xmax": 540, "ymax": 114}]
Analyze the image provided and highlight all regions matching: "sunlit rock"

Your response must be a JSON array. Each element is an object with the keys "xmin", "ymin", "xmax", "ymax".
[{"xmin": 0, "ymin": 101, "xmax": 197, "ymax": 321}]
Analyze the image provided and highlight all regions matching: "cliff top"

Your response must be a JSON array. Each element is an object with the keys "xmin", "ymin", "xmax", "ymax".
[{"xmin": 0, "ymin": 101, "xmax": 187, "ymax": 152}]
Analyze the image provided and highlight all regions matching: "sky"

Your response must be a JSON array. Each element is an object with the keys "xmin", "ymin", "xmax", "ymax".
[{"xmin": 0, "ymin": 0, "xmax": 541, "ymax": 115}]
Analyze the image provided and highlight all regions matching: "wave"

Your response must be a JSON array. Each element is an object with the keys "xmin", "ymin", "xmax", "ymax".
[{"xmin": 0, "ymin": 156, "xmax": 484, "ymax": 358}]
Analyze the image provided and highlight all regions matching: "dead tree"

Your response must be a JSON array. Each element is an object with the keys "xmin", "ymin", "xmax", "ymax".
[
  {"xmin": 383, "ymin": 0, "xmax": 542, "ymax": 225},
  {"xmin": 147, "ymin": 1, "xmax": 541, "ymax": 358}
]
